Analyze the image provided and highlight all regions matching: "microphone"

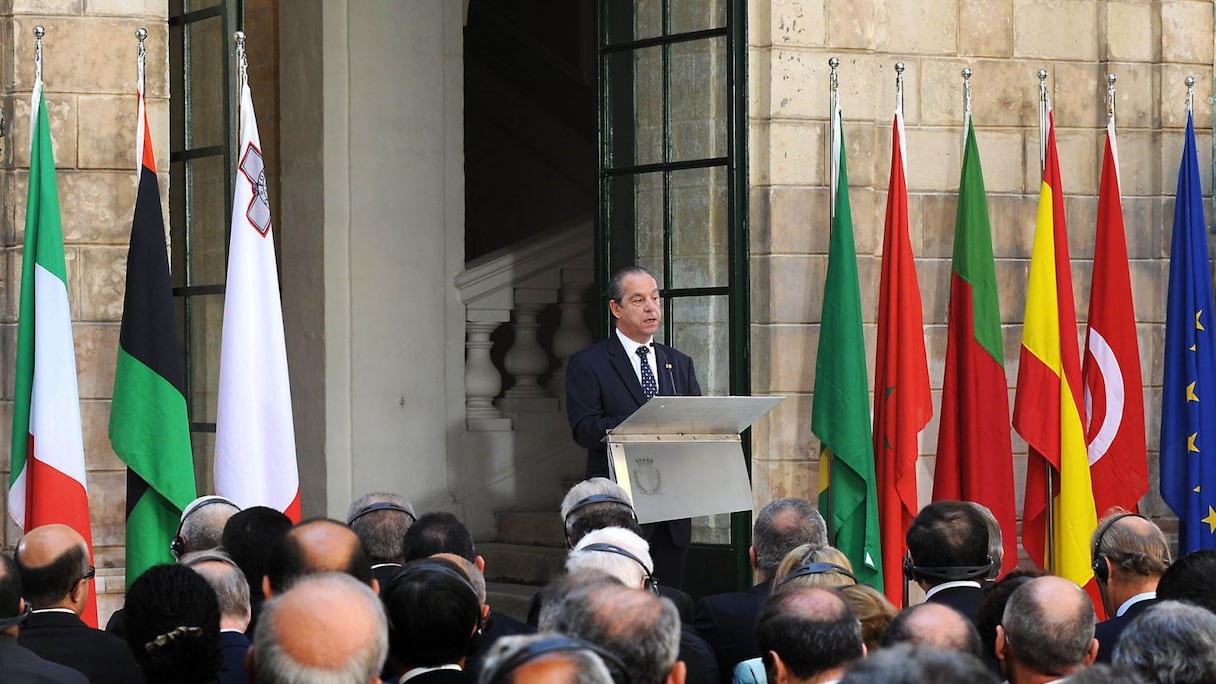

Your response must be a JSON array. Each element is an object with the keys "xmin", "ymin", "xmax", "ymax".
[{"xmin": 658, "ymin": 346, "xmax": 678, "ymax": 395}]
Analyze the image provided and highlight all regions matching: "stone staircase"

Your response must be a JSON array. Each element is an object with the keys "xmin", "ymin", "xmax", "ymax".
[{"xmin": 482, "ymin": 509, "xmax": 570, "ymax": 622}]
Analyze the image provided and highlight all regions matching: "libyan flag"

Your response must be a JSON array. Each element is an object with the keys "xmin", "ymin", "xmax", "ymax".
[{"xmin": 109, "ymin": 79, "xmax": 196, "ymax": 587}]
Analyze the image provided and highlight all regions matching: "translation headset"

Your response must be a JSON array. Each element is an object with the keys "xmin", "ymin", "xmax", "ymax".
[
  {"xmin": 1090, "ymin": 512, "xmax": 1169, "ymax": 584},
  {"xmin": 780, "ymin": 562, "xmax": 856, "ymax": 586},
  {"xmin": 563, "ymin": 494, "xmax": 637, "ymax": 539},
  {"xmin": 581, "ymin": 542, "xmax": 659, "ymax": 595},
  {"xmin": 902, "ymin": 551, "xmax": 997, "ymax": 607},
  {"xmin": 170, "ymin": 495, "xmax": 239, "ymax": 558},
  {"xmin": 0, "ymin": 603, "xmax": 31, "ymax": 630},
  {"xmin": 481, "ymin": 635, "xmax": 632, "ymax": 684},
  {"xmin": 389, "ymin": 558, "xmax": 479, "ymax": 602},
  {"xmin": 347, "ymin": 502, "xmax": 417, "ymax": 526}
]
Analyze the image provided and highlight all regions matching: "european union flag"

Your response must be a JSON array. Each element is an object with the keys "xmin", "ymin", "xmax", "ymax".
[{"xmin": 1161, "ymin": 111, "xmax": 1216, "ymax": 553}]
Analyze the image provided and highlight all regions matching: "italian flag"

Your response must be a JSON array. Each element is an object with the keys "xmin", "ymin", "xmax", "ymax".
[{"xmin": 8, "ymin": 77, "xmax": 98, "ymax": 625}]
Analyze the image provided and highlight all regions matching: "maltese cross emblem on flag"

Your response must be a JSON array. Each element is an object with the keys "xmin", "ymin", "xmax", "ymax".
[{"xmin": 240, "ymin": 143, "xmax": 272, "ymax": 236}]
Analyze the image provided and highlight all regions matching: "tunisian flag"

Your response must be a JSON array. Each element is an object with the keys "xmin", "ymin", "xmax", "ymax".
[
  {"xmin": 873, "ymin": 108, "xmax": 931, "ymax": 606},
  {"xmin": 214, "ymin": 82, "xmax": 301, "ymax": 521},
  {"xmin": 1083, "ymin": 119, "xmax": 1147, "ymax": 517},
  {"xmin": 933, "ymin": 113, "xmax": 1019, "ymax": 576},
  {"xmin": 1013, "ymin": 112, "xmax": 1097, "ymax": 586},
  {"xmin": 8, "ymin": 76, "xmax": 98, "ymax": 625}
]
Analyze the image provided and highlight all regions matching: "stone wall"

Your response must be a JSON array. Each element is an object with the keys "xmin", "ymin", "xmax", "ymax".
[
  {"xmin": 0, "ymin": 1, "xmax": 170, "ymax": 620},
  {"xmin": 748, "ymin": 0, "xmax": 1214, "ymax": 549}
]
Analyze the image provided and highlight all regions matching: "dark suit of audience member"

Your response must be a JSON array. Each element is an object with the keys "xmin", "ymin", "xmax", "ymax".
[
  {"xmin": 0, "ymin": 551, "xmax": 87, "ymax": 684},
  {"xmin": 464, "ymin": 610, "xmax": 535, "ymax": 681},
  {"xmin": 21, "ymin": 610, "xmax": 145, "ymax": 684},
  {"xmin": 1089, "ymin": 511, "xmax": 1171, "ymax": 663},
  {"xmin": 1094, "ymin": 597, "xmax": 1155, "ymax": 663},
  {"xmin": 218, "ymin": 630, "xmax": 251, "ymax": 684}
]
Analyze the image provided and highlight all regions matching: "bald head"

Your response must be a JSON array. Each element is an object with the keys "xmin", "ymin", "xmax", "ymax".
[
  {"xmin": 758, "ymin": 586, "xmax": 864, "ymax": 681},
  {"xmin": 1000, "ymin": 576, "xmax": 1097, "ymax": 677},
  {"xmin": 265, "ymin": 519, "xmax": 373, "ymax": 594},
  {"xmin": 882, "ymin": 603, "xmax": 981, "ymax": 657},
  {"xmin": 14, "ymin": 524, "xmax": 90, "ymax": 610},
  {"xmin": 253, "ymin": 572, "xmax": 388, "ymax": 683}
]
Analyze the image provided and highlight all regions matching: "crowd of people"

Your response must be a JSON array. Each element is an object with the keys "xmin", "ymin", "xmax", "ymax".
[{"xmin": 2, "ymin": 484, "xmax": 1216, "ymax": 684}]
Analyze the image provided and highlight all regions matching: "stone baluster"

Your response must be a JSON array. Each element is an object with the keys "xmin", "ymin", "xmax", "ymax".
[
  {"xmin": 549, "ymin": 269, "xmax": 594, "ymax": 401},
  {"xmin": 465, "ymin": 317, "xmax": 511, "ymax": 430},
  {"xmin": 502, "ymin": 288, "xmax": 557, "ymax": 402}
]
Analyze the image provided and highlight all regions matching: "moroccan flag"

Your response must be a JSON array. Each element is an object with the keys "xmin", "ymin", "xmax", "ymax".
[
  {"xmin": 1160, "ymin": 111, "xmax": 1216, "ymax": 553},
  {"xmin": 8, "ymin": 76, "xmax": 98, "ymax": 625},
  {"xmin": 873, "ymin": 107, "xmax": 930, "ymax": 606},
  {"xmin": 109, "ymin": 72, "xmax": 197, "ymax": 587},
  {"xmin": 214, "ymin": 81, "xmax": 301, "ymax": 520},
  {"xmin": 1083, "ymin": 119, "xmax": 1147, "ymax": 517},
  {"xmin": 1012, "ymin": 112, "xmax": 1097, "ymax": 586},
  {"xmin": 813, "ymin": 98, "xmax": 882, "ymax": 590},
  {"xmin": 933, "ymin": 114, "xmax": 1019, "ymax": 576}
]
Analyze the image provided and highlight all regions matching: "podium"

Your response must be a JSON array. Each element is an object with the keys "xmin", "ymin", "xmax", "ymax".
[{"xmin": 605, "ymin": 396, "xmax": 784, "ymax": 525}]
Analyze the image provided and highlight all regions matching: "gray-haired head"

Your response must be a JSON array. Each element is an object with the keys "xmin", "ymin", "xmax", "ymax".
[
  {"xmin": 1113, "ymin": 600, "xmax": 1216, "ymax": 684},
  {"xmin": 968, "ymin": 502, "xmax": 1003, "ymax": 578},
  {"xmin": 177, "ymin": 495, "xmax": 241, "ymax": 558},
  {"xmin": 752, "ymin": 498, "xmax": 827, "ymax": 577},
  {"xmin": 548, "ymin": 582, "xmax": 681, "ymax": 684},
  {"xmin": 181, "ymin": 550, "xmax": 251, "ymax": 629},
  {"xmin": 566, "ymin": 527, "xmax": 653, "ymax": 590},
  {"xmin": 1000, "ymin": 576, "xmax": 1096, "ymax": 677},
  {"xmin": 561, "ymin": 478, "xmax": 640, "ymax": 546},
  {"xmin": 839, "ymin": 643, "xmax": 998, "ymax": 684},
  {"xmin": 346, "ymin": 492, "xmax": 416, "ymax": 565},
  {"xmin": 478, "ymin": 633, "xmax": 615, "ymax": 684}
]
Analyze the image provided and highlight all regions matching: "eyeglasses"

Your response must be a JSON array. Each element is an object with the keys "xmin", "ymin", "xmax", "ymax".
[{"xmin": 81, "ymin": 566, "xmax": 95, "ymax": 582}]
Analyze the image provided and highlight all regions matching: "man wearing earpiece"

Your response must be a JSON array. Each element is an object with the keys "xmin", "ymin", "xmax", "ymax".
[
  {"xmin": 172, "ymin": 495, "xmax": 241, "ymax": 560},
  {"xmin": 904, "ymin": 501, "xmax": 994, "ymax": 624},
  {"xmin": 1089, "ymin": 510, "xmax": 1170, "ymax": 663}
]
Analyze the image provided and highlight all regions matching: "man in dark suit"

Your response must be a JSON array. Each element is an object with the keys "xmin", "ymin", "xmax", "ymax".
[
  {"xmin": 693, "ymin": 497, "xmax": 827, "ymax": 682},
  {"xmin": 0, "ymin": 551, "xmax": 87, "ymax": 683},
  {"xmin": 905, "ymin": 500, "xmax": 994, "ymax": 624},
  {"xmin": 14, "ymin": 524, "xmax": 144, "ymax": 684},
  {"xmin": 566, "ymin": 266, "xmax": 701, "ymax": 589},
  {"xmin": 182, "ymin": 550, "xmax": 252, "ymax": 684},
  {"xmin": 1089, "ymin": 511, "xmax": 1170, "ymax": 662}
]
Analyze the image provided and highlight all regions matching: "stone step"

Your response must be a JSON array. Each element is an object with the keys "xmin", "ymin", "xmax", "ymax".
[
  {"xmin": 478, "ymin": 542, "xmax": 568, "ymax": 586},
  {"xmin": 495, "ymin": 510, "xmax": 567, "ymax": 547},
  {"xmin": 486, "ymin": 581, "xmax": 541, "ymax": 623}
]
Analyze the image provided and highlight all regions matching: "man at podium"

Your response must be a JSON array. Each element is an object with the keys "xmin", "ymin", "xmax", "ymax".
[{"xmin": 566, "ymin": 266, "xmax": 702, "ymax": 589}]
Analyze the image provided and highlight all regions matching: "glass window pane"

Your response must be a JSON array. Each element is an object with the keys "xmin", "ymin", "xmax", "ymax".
[
  {"xmin": 187, "ymin": 293, "xmax": 224, "ymax": 423},
  {"xmin": 692, "ymin": 513, "xmax": 733, "ymax": 544},
  {"xmin": 608, "ymin": 172, "xmax": 664, "ymax": 281},
  {"xmin": 671, "ymin": 166, "xmax": 728, "ymax": 289},
  {"xmin": 670, "ymin": 295, "xmax": 729, "ymax": 396},
  {"xmin": 170, "ymin": 159, "xmax": 187, "ymax": 286},
  {"xmin": 670, "ymin": 36, "xmax": 727, "ymax": 162},
  {"xmin": 187, "ymin": 16, "xmax": 226, "ymax": 150},
  {"xmin": 670, "ymin": 0, "xmax": 727, "ymax": 34},
  {"xmin": 187, "ymin": 155, "xmax": 229, "ymax": 286},
  {"xmin": 170, "ymin": 25, "xmax": 185, "ymax": 146},
  {"xmin": 606, "ymin": 0, "xmax": 661, "ymax": 44},
  {"xmin": 607, "ymin": 47, "xmax": 663, "ymax": 168},
  {"xmin": 190, "ymin": 431, "xmax": 214, "ymax": 500}
]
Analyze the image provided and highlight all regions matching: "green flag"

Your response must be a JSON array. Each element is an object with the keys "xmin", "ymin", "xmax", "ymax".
[
  {"xmin": 109, "ymin": 80, "xmax": 196, "ymax": 586},
  {"xmin": 813, "ymin": 101, "xmax": 883, "ymax": 589}
]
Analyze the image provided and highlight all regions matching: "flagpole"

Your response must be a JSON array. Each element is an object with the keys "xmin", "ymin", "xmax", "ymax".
[
  {"xmin": 962, "ymin": 68, "xmax": 972, "ymax": 124},
  {"xmin": 894, "ymin": 62, "xmax": 905, "ymax": 118},
  {"xmin": 234, "ymin": 30, "xmax": 248, "ymax": 147},
  {"xmin": 1106, "ymin": 73, "xmax": 1117, "ymax": 128},
  {"xmin": 1186, "ymin": 75, "xmax": 1195, "ymax": 115},
  {"xmin": 136, "ymin": 28, "xmax": 147, "ymax": 93},
  {"xmin": 1037, "ymin": 69, "xmax": 1048, "ymax": 174},
  {"xmin": 829, "ymin": 57, "xmax": 839, "ymax": 221},
  {"xmin": 1036, "ymin": 67, "xmax": 1057, "ymax": 574},
  {"xmin": 33, "ymin": 25, "xmax": 43, "ymax": 85}
]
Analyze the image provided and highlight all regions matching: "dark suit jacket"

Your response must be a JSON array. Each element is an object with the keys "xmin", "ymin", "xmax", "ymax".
[
  {"xmin": 218, "ymin": 630, "xmax": 251, "ymax": 684},
  {"xmin": 1095, "ymin": 597, "xmax": 1157, "ymax": 663},
  {"xmin": 373, "ymin": 562, "xmax": 403, "ymax": 588},
  {"xmin": 693, "ymin": 580, "xmax": 772, "ymax": 683},
  {"xmin": 566, "ymin": 333, "xmax": 701, "ymax": 547},
  {"xmin": 18, "ymin": 610, "xmax": 145, "ymax": 684},
  {"xmin": 925, "ymin": 584, "xmax": 984, "ymax": 625},
  {"xmin": 464, "ymin": 610, "xmax": 536, "ymax": 681},
  {"xmin": 0, "ymin": 634, "xmax": 88, "ymax": 684},
  {"xmin": 680, "ymin": 624, "xmax": 721, "ymax": 684}
]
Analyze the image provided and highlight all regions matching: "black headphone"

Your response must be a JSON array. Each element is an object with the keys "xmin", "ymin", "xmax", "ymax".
[
  {"xmin": 389, "ymin": 558, "xmax": 480, "ymax": 602},
  {"xmin": 481, "ymin": 635, "xmax": 631, "ymax": 684},
  {"xmin": 1091, "ymin": 512, "xmax": 1159, "ymax": 584},
  {"xmin": 347, "ymin": 501, "xmax": 417, "ymax": 526},
  {"xmin": 580, "ymin": 543, "xmax": 659, "ymax": 595},
  {"xmin": 902, "ymin": 552, "xmax": 996, "ymax": 583},
  {"xmin": 171, "ymin": 495, "xmax": 239, "ymax": 558},
  {"xmin": 0, "ymin": 603, "xmax": 31, "ymax": 630},
  {"xmin": 563, "ymin": 494, "xmax": 637, "ymax": 539},
  {"xmin": 780, "ymin": 562, "xmax": 856, "ymax": 586}
]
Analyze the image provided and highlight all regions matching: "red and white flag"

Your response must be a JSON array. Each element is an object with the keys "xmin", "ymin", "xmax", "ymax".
[
  {"xmin": 214, "ymin": 82, "xmax": 300, "ymax": 520},
  {"xmin": 1083, "ymin": 118, "xmax": 1147, "ymax": 516}
]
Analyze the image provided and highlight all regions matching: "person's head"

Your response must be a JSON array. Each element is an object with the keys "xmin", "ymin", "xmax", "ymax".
[
  {"xmin": 997, "ymin": 576, "xmax": 1097, "ymax": 681},
  {"xmin": 774, "ymin": 544, "xmax": 856, "ymax": 590},
  {"xmin": 252, "ymin": 572, "xmax": 388, "ymax": 684},
  {"xmin": 1157, "ymin": 550, "xmax": 1216, "ymax": 615},
  {"xmin": 1066, "ymin": 664, "xmax": 1150, "ymax": 684},
  {"xmin": 566, "ymin": 527, "xmax": 655, "ymax": 591},
  {"xmin": 402, "ymin": 511, "xmax": 478, "ymax": 566},
  {"xmin": 1090, "ymin": 511, "xmax": 1171, "ymax": 615},
  {"xmin": 561, "ymin": 478, "xmax": 641, "ymax": 547},
  {"xmin": 123, "ymin": 564, "xmax": 222, "ymax": 684},
  {"xmin": 221, "ymin": 506, "xmax": 293, "ymax": 599},
  {"xmin": 974, "ymin": 571, "xmax": 1040, "ymax": 665},
  {"xmin": 534, "ymin": 572, "xmax": 625, "ymax": 632},
  {"xmin": 757, "ymin": 586, "xmax": 864, "ymax": 684},
  {"xmin": 835, "ymin": 584, "xmax": 896, "ymax": 653},
  {"xmin": 181, "ymin": 550, "xmax": 252, "ymax": 632},
  {"xmin": 14, "ymin": 524, "xmax": 92, "ymax": 612},
  {"xmin": 608, "ymin": 266, "xmax": 661, "ymax": 344},
  {"xmin": 0, "ymin": 553, "xmax": 29, "ymax": 637},
  {"xmin": 1113, "ymin": 600, "xmax": 1216, "ymax": 684},
  {"xmin": 346, "ymin": 492, "xmax": 416, "ymax": 566},
  {"xmin": 880, "ymin": 602, "xmax": 981, "ymax": 658},
  {"xmin": 173, "ymin": 495, "xmax": 241, "ymax": 559},
  {"xmin": 548, "ymin": 581, "xmax": 684, "ymax": 684},
  {"xmin": 752, "ymin": 498, "xmax": 828, "ymax": 581},
  {"xmin": 381, "ymin": 557, "xmax": 482, "ymax": 671},
  {"xmin": 479, "ymin": 634, "xmax": 618, "ymax": 684},
  {"xmin": 838, "ymin": 643, "xmax": 998, "ymax": 684},
  {"xmin": 968, "ymin": 502, "xmax": 1004, "ymax": 578},
  {"xmin": 264, "ymin": 518, "xmax": 375, "ymax": 596},
  {"xmin": 905, "ymin": 501, "xmax": 992, "ymax": 588}
]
